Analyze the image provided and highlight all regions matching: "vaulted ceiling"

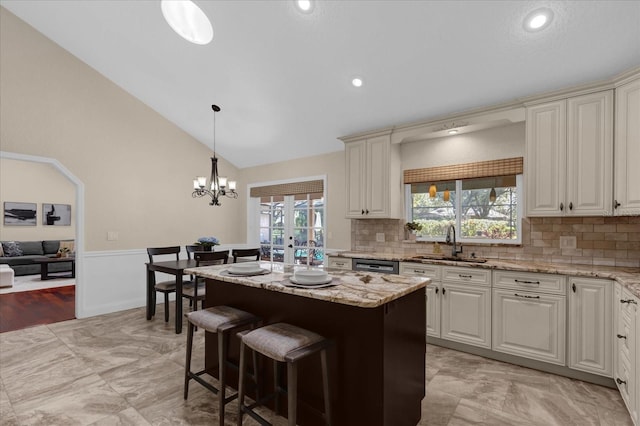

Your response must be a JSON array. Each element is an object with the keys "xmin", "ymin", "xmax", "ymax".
[{"xmin": 2, "ymin": 0, "xmax": 639, "ymax": 168}]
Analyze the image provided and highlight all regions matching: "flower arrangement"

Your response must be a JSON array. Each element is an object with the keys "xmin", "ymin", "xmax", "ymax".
[
  {"xmin": 195, "ymin": 236, "xmax": 220, "ymax": 248},
  {"xmin": 405, "ymin": 221, "xmax": 423, "ymax": 232}
]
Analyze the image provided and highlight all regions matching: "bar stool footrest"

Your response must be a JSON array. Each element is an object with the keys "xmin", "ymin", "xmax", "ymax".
[{"xmin": 188, "ymin": 370, "xmax": 219, "ymax": 395}]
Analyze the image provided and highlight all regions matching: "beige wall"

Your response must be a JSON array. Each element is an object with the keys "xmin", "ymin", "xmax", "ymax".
[
  {"xmin": 401, "ymin": 122, "xmax": 525, "ymax": 169},
  {"xmin": 0, "ymin": 158, "xmax": 76, "ymax": 241},
  {"xmin": 0, "ymin": 8, "xmax": 243, "ymax": 250},
  {"xmin": 239, "ymin": 150, "xmax": 350, "ymax": 250}
]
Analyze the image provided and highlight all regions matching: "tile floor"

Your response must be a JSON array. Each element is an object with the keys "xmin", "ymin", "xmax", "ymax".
[{"xmin": 0, "ymin": 301, "xmax": 633, "ymax": 425}]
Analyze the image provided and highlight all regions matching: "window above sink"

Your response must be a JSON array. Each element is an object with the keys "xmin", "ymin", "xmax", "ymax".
[{"xmin": 404, "ymin": 158, "xmax": 523, "ymax": 245}]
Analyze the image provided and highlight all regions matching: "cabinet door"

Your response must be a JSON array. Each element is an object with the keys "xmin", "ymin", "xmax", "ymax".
[
  {"xmin": 616, "ymin": 289, "xmax": 639, "ymax": 423},
  {"xmin": 525, "ymin": 100, "xmax": 567, "ymax": 216},
  {"xmin": 426, "ymin": 284, "xmax": 441, "ymax": 338},
  {"xmin": 568, "ymin": 277, "xmax": 613, "ymax": 377},
  {"xmin": 441, "ymin": 283, "xmax": 491, "ymax": 348},
  {"xmin": 635, "ymin": 294, "xmax": 640, "ymax": 425},
  {"xmin": 365, "ymin": 135, "xmax": 390, "ymax": 218},
  {"xmin": 566, "ymin": 91, "xmax": 613, "ymax": 216},
  {"xmin": 345, "ymin": 140, "xmax": 367, "ymax": 218},
  {"xmin": 492, "ymin": 289, "xmax": 566, "ymax": 365},
  {"xmin": 614, "ymin": 77, "xmax": 640, "ymax": 215}
]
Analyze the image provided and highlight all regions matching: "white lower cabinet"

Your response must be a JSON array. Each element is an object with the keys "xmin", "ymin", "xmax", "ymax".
[
  {"xmin": 492, "ymin": 271, "xmax": 566, "ymax": 365},
  {"xmin": 400, "ymin": 263, "xmax": 492, "ymax": 348},
  {"xmin": 568, "ymin": 277, "xmax": 613, "ymax": 377},
  {"xmin": 326, "ymin": 256, "xmax": 352, "ymax": 270},
  {"xmin": 614, "ymin": 283, "xmax": 639, "ymax": 425},
  {"xmin": 440, "ymin": 266, "xmax": 492, "ymax": 349},
  {"xmin": 400, "ymin": 262, "xmax": 441, "ymax": 338}
]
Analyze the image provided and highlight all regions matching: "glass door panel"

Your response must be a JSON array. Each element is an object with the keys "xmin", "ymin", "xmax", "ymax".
[{"xmin": 257, "ymin": 192, "xmax": 325, "ymax": 265}]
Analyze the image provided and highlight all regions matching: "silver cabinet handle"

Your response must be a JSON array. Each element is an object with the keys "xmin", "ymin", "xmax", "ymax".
[
  {"xmin": 515, "ymin": 279, "xmax": 540, "ymax": 285},
  {"xmin": 515, "ymin": 293, "xmax": 540, "ymax": 299}
]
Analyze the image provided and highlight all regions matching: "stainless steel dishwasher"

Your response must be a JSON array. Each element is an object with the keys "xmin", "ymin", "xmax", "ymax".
[{"xmin": 352, "ymin": 258, "xmax": 400, "ymax": 274}]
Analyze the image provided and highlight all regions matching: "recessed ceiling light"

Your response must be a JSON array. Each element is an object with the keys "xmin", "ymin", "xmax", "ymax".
[
  {"xmin": 448, "ymin": 129, "xmax": 458, "ymax": 135},
  {"xmin": 295, "ymin": 0, "xmax": 314, "ymax": 13},
  {"xmin": 524, "ymin": 8, "xmax": 553, "ymax": 32},
  {"xmin": 161, "ymin": 0, "xmax": 213, "ymax": 45},
  {"xmin": 352, "ymin": 77, "xmax": 363, "ymax": 88}
]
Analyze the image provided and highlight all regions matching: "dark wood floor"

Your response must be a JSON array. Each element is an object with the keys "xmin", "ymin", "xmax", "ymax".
[{"xmin": 0, "ymin": 286, "xmax": 75, "ymax": 333}]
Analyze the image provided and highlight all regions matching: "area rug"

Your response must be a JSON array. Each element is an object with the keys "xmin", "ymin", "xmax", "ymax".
[{"xmin": 0, "ymin": 285, "xmax": 75, "ymax": 333}]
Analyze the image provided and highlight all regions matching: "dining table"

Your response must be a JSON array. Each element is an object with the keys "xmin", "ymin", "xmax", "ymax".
[{"xmin": 146, "ymin": 259, "xmax": 197, "ymax": 334}]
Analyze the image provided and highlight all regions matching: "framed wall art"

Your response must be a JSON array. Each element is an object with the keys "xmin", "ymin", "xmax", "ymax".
[
  {"xmin": 3, "ymin": 202, "xmax": 37, "ymax": 226},
  {"xmin": 42, "ymin": 203, "xmax": 72, "ymax": 226}
]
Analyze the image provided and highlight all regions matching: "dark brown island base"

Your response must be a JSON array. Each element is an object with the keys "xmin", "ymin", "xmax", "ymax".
[{"xmin": 185, "ymin": 263, "xmax": 430, "ymax": 426}]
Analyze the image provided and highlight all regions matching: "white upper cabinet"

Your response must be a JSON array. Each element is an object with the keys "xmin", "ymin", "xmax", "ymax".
[
  {"xmin": 614, "ymin": 76, "xmax": 640, "ymax": 215},
  {"xmin": 525, "ymin": 101, "xmax": 567, "ymax": 216},
  {"xmin": 526, "ymin": 90, "xmax": 613, "ymax": 216},
  {"xmin": 344, "ymin": 133, "xmax": 402, "ymax": 219}
]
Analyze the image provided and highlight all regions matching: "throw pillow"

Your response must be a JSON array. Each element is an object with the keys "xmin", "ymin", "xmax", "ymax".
[
  {"xmin": 1, "ymin": 241, "xmax": 23, "ymax": 257},
  {"xmin": 59, "ymin": 240, "xmax": 75, "ymax": 253}
]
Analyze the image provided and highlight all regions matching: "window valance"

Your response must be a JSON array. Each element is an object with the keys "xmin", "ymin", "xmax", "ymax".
[
  {"xmin": 403, "ymin": 157, "xmax": 523, "ymax": 184},
  {"xmin": 249, "ymin": 179, "xmax": 324, "ymax": 198}
]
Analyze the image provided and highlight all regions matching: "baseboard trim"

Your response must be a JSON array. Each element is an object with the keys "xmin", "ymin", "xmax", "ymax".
[{"xmin": 427, "ymin": 337, "xmax": 616, "ymax": 389}]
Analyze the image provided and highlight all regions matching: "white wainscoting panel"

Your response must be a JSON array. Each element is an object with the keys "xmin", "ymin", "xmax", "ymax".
[{"xmin": 77, "ymin": 244, "xmax": 245, "ymax": 318}]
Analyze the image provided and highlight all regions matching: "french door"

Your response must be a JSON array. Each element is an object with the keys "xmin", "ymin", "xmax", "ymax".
[{"xmin": 258, "ymin": 193, "xmax": 324, "ymax": 265}]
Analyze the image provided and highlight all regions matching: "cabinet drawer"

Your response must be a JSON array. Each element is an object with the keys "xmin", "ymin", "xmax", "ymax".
[
  {"xmin": 493, "ymin": 270, "xmax": 566, "ymax": 294},
  {"xmin": 326, "ymin": 257, "xmax": 352, "ymax": 270},
  {"xmin": 400, "ymin": 262, "xmax": 441, "ymax": 279},
  {"xmin": 442, "ymin": 266, "xmax": 491, "ymax": 286}
]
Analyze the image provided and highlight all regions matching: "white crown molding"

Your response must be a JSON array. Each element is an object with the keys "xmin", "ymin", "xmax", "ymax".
[{"xmin": 337, "ymin": 65, "xmax": 640, "ymax": 145}]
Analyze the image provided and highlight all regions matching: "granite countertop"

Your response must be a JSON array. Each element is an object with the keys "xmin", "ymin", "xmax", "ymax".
[
  {"xmin": 333, "ymin": 252, "xmax": 640, "ymax": 299},
  {"xmin": 185, "ymin": 262, "xmax": 430, "ymax": 308}
]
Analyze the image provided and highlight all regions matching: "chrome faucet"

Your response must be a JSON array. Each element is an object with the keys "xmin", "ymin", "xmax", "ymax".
[{"xmin": 445, "ymin": 224, "xmax": 463, "ymax": 257}]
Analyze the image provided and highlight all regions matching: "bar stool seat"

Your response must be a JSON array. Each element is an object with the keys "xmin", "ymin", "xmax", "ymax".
[
  {"xmin": 237, "ymin": 323, "xmax": 332, "ymax": 426},
  {"xmin": 184, "ymin": 306, "xmax": 261, "ymax": 426}
]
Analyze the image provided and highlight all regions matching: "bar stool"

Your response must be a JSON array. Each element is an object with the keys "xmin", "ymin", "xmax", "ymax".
[
  {"xmin": 237, "ymin": 322, "xmax": 332, "ymax": 426},
  {"xmin": 184, "ymin": 306, "xmax": 261, "ymax": 426}
]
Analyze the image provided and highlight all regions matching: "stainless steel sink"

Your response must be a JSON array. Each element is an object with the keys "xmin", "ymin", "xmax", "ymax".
[{"xmin": 411, "ymin": 255, "xmax": 488, "ymax": 264}]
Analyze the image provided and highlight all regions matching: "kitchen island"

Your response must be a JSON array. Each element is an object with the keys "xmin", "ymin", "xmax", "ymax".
[{"xmin": 185, "ymin": 262, "xmax": 430, "ymax": 426}]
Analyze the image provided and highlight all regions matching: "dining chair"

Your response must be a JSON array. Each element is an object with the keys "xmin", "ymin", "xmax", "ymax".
[
  {"xmin": 231, "ymin": 248, "xmax": 260, "ymax": 263},
  {"xmin": 147, "ymin": 246, "xmax": 181, "ymax": 322},
  {"xmin": 185, "ymin": 245, "xmax": 201, "ymax": 260},
  {"xmin": 182, "ymin": 250, "xmax": 229, "ymax": 311}
]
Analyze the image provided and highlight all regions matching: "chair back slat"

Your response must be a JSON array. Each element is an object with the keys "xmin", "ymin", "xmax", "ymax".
[
  {"xmin": 232, "ymin": 248, "xmax": 260, "ymax": 263},
  {"xmin": 147, "ymin": 246, "xmax": 180, "ymax": 263},
  {"xmin": 195, "ymin": 250, "xmax": 229, "ymax": 266},
  {"xmin": 185, "ymin": 245, "xmax": 203, "ymax": 260}
]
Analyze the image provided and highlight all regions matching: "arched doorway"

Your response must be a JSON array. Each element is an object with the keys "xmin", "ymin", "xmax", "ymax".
[{"xmin": 0, "ymin": 151, "xmax": 85, "ymax": 318}]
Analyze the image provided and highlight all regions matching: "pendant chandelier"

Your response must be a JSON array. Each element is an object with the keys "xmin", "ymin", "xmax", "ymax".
[{"xmin": 192, "ymin": 104, "xmax": 238, "ymax": 206}]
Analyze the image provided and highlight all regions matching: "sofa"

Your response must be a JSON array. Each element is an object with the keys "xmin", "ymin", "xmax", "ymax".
[{"xmin": 0, "ymin": 240, "xmax": 74, "ymax": 276}]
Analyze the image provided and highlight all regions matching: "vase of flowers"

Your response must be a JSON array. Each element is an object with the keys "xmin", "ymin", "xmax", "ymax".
[
  {"xmin": 195, "ymin": 236, "xmax": 220, "ymax": 251},
  {"xmin": 405, "ymin": 221, "xmax": 423, "ymax": 240}
]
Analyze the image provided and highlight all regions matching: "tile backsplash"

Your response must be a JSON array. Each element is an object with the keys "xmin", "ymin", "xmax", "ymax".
[{"xmin": 351, "ymin": 216, "xmax": 640, "ymax": 268}]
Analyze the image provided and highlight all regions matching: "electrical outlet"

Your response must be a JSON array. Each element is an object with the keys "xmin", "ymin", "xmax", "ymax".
[
  {"xmin": 376, "ymin": 233, "xmax": 385, "ymax": 242},
  {"xmin": 107, "ymin": 231, "xmax": 119, "ymax": 241},
  {"xmin": 559, "ymin": 236, "xmax": 576, "ymax": 249}
]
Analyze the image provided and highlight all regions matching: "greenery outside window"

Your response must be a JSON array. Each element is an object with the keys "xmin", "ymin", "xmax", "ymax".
[{"xmin": 405, "ymin": 175, "xmax": 522, "ymax": 244}]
